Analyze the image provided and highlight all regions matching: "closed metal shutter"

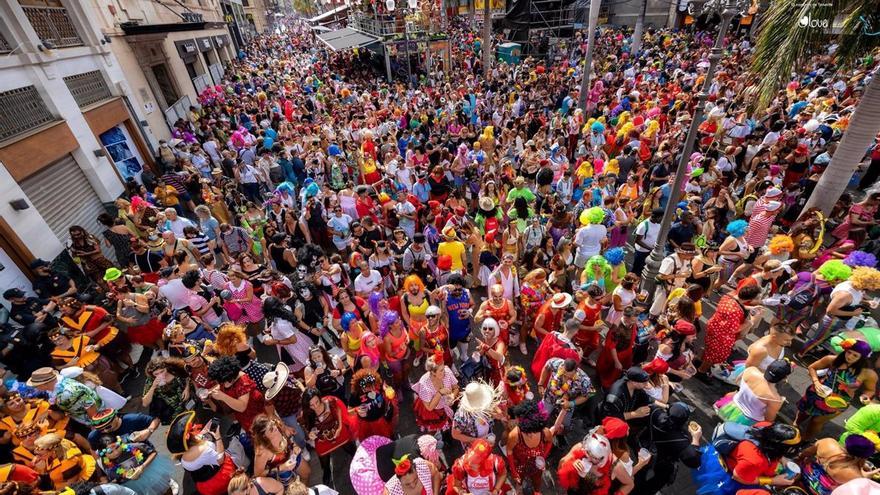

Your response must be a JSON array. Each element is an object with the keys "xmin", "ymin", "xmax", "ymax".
[{"xmin": 20, "ymin": 155, "xmax": 107, "ymax": 244}]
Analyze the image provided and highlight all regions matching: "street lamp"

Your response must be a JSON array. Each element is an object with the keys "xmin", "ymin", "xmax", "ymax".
[{"xmin": 641, "ymin": 0, "xmax": 751, "ymax": 294}]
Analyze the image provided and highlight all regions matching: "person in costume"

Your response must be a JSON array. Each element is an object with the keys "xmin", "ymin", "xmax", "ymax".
[
  {"xmin": 349, "ymin": 368, "xmax": 398, "ymax": 441},
  {"xmin": 796, "ymin": 339, "xmax": 878, "ymax": 440},
  {"xmin": 773, "ymin": 261, "xmax": 847, "ymax": 334},
  {"xmin": 30, "ymin": 432, "xmax": 98, "ymax": 491},
  {"xmin": 596, "ymin": 306, "xmax": 639, "ymax": 390},
  {"xmin": 448, "ymin": 438, "xmax": 510, "ymax": 495},
  {"xmin": 714, "ymin": 360, "xmax": 791, "ymax": 426},
  {"xmin": 47, "ymin": 327, "xmax": 123, "ymax": 395},
  {"xmin": 94, "ymin": 434, "xmax": 174, "ymax": 495},
  {"xmin": 384, "ymin": 455, "xmax": 441, "ymax": 495},
  {"xmin": 476, "ymin": 284, "xmax": 517, "ymax": 347},
  {"xmin": 452, "ymin": 382, "xmax": 501, "ymax": 447},
  {"xmin": 713, "ymin": 323, "xmax": 795, "ymax": 385},
  {"xmin": 557, "ymin": 427, "xmax": 613, "ymax": 495},
  {"xmin": 350, "ymin": 434, "xmax": 440, "ymax": 495},
  {"xmin": 251, "ymin": 414, "xmax": 309, "ymax": 485},
  {"xmin": 505, "ymin": 399, "xmax": 566, "ymax": 491},
  {"xmin": 167, "ymin": 411, "xmax": 236, "ymax": 495},
  {"xmin": 301, "ymin": 388, "xmax": 355, "ymax": 486},
  {"xmin": 799, "ymin": 266, "xmax": 880, "ymax": 357},
  {"xmin": 412, "ymin": 350, "xmax": 458, "ymax": 434},
  {"xmin": 474, "ymin": 318, "xmax": 507, "ymax": 387},
  {"xmin": 58, "ymin": 297, "xmax": 133, "ymax": 379},
  {"xmin": 717, "ymin": 220, "xmax": 752, "ymax": 287},
  {"xmin": 795, "ymin": 434, "xmax": 877, "ymax": 495},
  {"xmin": 693, "ymin": 421, "xmax": 801, "ymax": 495}
]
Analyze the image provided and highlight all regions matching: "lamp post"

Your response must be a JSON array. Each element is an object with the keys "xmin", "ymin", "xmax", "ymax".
[
  {"xmin": 577, "ymin": 0, "xmax": 602, "ymax": 111},
  {"xmin": 640, "ymin": 0, "xmax": 750, "ymax": 294},
  {"xmin": 482, "ymin": 0, "xmax": 491, "ymax": 75}
]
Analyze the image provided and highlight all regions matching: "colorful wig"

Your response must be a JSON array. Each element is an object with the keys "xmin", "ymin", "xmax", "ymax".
[
  {"xmin": 378, "ymin": 310, "xmax": 401, "ymax": 338},
  {"xmin": 818, "ymin": 259, "xmax": 853, "ymax": 284},
  {"xmin": 402, "ymin": 274, "xmax": 426, "ymax": 293},
  {"xmin": 844, "ymin": 250, "xmax": 878, "ymax": 269},
  {"xmin": 726, "ymin": 219, "xmax": 748, "ymax": 238},
  {"xmin": 603, "ymin": 247, "xmax": 626, "ymax": 266},
  {"xmin": 768, "ymin": 235, "xmax": 795, "ymax": 255},
  {"xmin": 851, "ymin": 267, "xmax": 880, "ymax": 291},
  {"xmin": 214, "ymin": 323, "xmax": 248, "ymax": 357},
  {"xmin": 580, "ymin": 206, "xmax": 606, "ymax": 226},
  {"xmin": 585, "ymin": 255, "xmax": 612, "ymax": 278}
]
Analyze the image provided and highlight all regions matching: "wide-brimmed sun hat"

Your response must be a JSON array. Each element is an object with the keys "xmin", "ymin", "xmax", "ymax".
[
  {"xmin": 262, "ymin": 362, "xmax": 290, "ymax": 401},
  {"xmin": 550, "ymin": 292, "xmax": 573, "ymax": 309}
]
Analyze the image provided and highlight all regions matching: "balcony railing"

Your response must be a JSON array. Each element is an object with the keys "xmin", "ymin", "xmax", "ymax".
[
  {"xmin": 0, "ymin": 86, "xmax": 56, "ymax": 142},
  {"xmin": 348, "ymin": 12, "xmax": 403, "ymax": 37},
  {"xmin": 0, "ymin": 31, "xmax": 11, "ymax": 53},
  {"xmin": 22, "ymin": 6, "xmax": 84, "ymax": 48},
  {"xmin": 64, "ymin": 71, "xmax": 113, "ymax": 108}
]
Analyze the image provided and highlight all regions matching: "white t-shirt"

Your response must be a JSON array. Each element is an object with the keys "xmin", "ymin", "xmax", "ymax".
[
  {"xmin": 327, "ymin": 214, "xmax": 353, "ymax": 244},
  {"xmin": 634, "ymin": 220, "xmax": 661, "ymax": 252},
  {"xmin": 158, "ymin": 279, "xmax": 193, "ymax": 311},
  {"xmin": 659, "ymin": 254, "xmax": 690, "ymax": 288},
  {"xmin": 354, "ymin": 270, "xmax": 383, "ymax": 295},
  {"xmin": 574, "ymin": 224, "xmax": 607, "ymax": 259}
]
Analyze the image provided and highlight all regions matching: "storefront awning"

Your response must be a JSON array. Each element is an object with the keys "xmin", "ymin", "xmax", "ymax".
[
  {"xmin": 308, "ymin": 5, "xmax": 349, "ymax": 25},
  {"xmin": 317, "ymin": 28, "xmax": 379, "ymax": 52}
]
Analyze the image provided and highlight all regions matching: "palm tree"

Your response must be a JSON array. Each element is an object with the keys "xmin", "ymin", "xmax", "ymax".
[{"xmin": 751, "ymin": 0, "xmax": 880, "ymax": 214}]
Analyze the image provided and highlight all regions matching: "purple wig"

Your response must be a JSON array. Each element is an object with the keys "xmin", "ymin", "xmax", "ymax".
[
  {"xmin": 378, "ymin": 310, "xmax": 401, "ymax": 337},
  {"xmin": 844, "ymin": 250, "xmax": 878, "ymax": 269}
]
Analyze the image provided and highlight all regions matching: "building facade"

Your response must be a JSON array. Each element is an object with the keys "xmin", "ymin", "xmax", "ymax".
[
  {"xmin": 88, "ymin": 0, "xmax": 237, "ymax": 144},
  {"xmin": 0, "ymin": 0, "xmax": 160, "ymax": 292}
]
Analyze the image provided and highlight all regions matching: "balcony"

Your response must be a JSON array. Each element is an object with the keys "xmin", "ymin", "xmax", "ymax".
[
  {"xmin": 348, "ymin": 11, "xmax": 446, "ymax": 39},
  {"xmin": 63, "ymin": 71, "xmax": 113, "ymax": 109},
  {"xmin": 0, "ymin": 31, "xmax": 11, "ymax": 54},
  {"xmin": 22, "ymin": 5, "xmax": 83, "ymax": 48},
  {"xmin": 0, "ymin": 86, "xmax": 56, "ymax": 142}
]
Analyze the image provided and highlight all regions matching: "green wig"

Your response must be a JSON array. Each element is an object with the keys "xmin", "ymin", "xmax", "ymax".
[
  {"xmin": 585, "ymin": 255, "xmax": 611, "ymax": 278},
  {"xmin": 586, "ymin": 206, "xmax": 606, "ymax": 225},
  {"xmin": 818, "ymin": 259, "xmax": 853, "ymax": 283}
]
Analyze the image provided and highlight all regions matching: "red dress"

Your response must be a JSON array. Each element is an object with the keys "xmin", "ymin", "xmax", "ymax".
[
  {"xmin": 574, "ymin": 300, "xmax": 603, "ymax": 355},
  {"xmin": 313, "ymin": 396, "xmax": 354, "ymax": 456},
  {"xmin": 223, "ymin": 374, "xmax": 266, "ymax": 433},
  {"xmin": 703, "ymin": 295, "xmax": 746, "ymax": 366},
  {"xmin": 595, "ymin": 324, "xmax": 636, "ymax": 389},
  {"xmin": 423, "ymin": 324, "xmax": 452, "ymax": 365}
]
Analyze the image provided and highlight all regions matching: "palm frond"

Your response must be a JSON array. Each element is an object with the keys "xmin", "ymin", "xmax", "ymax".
[
  {"xmin": 835, "ymin": 6, "xmax": 880, "ymax": 65},
  {"xmin": 750, "ymin": 0, "xmax": 842, "ymax": 112}
]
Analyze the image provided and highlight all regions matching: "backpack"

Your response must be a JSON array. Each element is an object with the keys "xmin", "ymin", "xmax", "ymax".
[
  {"xmin": 711, "ymin": 421, "xmax": 753, "ymax": 457},
  {"xmin": 735, "ymin": 194, "xmax": 758, "ymax": 217}
]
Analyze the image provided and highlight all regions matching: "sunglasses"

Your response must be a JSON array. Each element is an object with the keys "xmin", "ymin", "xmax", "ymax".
[{"xmin": 426, "ymin": 314, "xmax": 439, "ymax": 319}]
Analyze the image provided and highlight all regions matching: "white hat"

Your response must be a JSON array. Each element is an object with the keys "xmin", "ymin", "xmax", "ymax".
[
  {"xmin": 458, "ymin": 381, "xmax": 500, "ymax": 414},
  {"xmin": 765, "ymin": 200, "xmax": 783, "ymax": 212},
  {"xmin": 425, "ymin": 305, "xmax": 442, "ymax": 317},
  {"xmin": 262, "ymin": 362, "xmax": 290, "ymax": 401},
  {"xmin": 765, "ymin": 187, "xmax": 783, "ymax": 198},
  {"xmin": 551, "ymin": 292, "xmax": 573, "ymax": 309}
]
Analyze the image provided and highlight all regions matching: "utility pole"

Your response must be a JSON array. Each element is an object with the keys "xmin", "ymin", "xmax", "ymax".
[
  {"xmin": 482, "ymin": 0, "xmax": 491, "ymax": 75},
  {"xmin": 577, "ymin": 0, "xmax": 601, "ymax": 111}
]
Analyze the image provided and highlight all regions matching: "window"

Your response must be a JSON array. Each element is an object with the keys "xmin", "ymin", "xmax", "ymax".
[
  {"xmin": 0, "ymin": 86, "xmax": 55, "ymax": 142},
  {"xmin": 63, "ymin": 71, "xmax": 112, "ymax": 108},
  {"xmin": 19, "ymin": 0, "xmax": 84, "ymax": 48},
  {"xmin": 151, "ymin": 63, "xmax": 179, "ymax": 109}
]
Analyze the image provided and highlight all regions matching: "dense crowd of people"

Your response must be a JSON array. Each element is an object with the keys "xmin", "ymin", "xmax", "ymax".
[{"xmin": 1, "ymin": 14, "xmax": 880, "ymax": 495}]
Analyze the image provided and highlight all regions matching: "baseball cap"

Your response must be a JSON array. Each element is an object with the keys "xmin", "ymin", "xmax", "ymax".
[{"xmin": 3, "ymin": 288, "xmax": 26, "ymax": 300}]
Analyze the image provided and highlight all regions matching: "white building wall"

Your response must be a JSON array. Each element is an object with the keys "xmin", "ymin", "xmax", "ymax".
[{"xmin": 0, "ymin": 1, "xmax": 131, "ymax": 260}]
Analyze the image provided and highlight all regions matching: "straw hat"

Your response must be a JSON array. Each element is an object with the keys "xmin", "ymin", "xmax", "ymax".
[
  {"xmin": 478, "ymin": 196, "xmax": 495, "ymax": 212},
  {"xmin": 262, "ymin": 362, "xmax": 290, "ymax": 401},
  {"xmin": 26, "ymin": 367, "xmax": 58, "ymax": 387},
  {"xmin": 458, "ymin": 381, "xmax": 500, "ymax": 414},
  {"xmin": 550, "ymin": 292, "xmax": 573, "ymax": 309},
  {"xmin": 145, "ymin": 233, "xmax": 165, "ymax": 250}
]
